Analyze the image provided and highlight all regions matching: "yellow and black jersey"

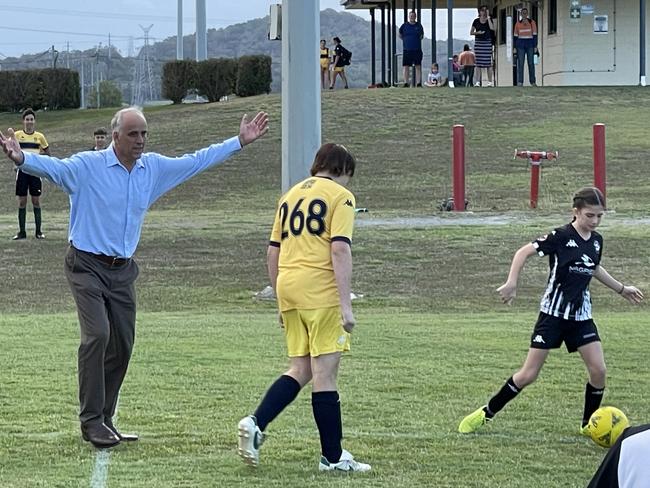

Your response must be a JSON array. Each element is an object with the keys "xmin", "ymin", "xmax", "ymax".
[
  {"xmin": 320, "ymin": 47, "xmax": 330, "ymax": 69},
  {"xmin": 14, "ymin": 130, "xmax": 48, "ymax": 154},
  {"xmin": 270, "ymin": 176, "xmax": 356, "ymax": 311}
]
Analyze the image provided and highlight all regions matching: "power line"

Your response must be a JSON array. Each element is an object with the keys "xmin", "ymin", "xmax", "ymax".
[
  {"xmin": 0, "ymin": 4, "xmax": 248, "ymax": 24},
  {"xmin": 0, "ymin": 24, "xmax": 131, "ymax": 39}
]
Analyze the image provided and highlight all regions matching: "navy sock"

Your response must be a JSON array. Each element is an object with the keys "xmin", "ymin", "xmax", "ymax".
[
  {"xmin": 33, "ymin": 207, "xmax": 42, "ymax": 234},
  {"xmin": 582, "ymin": 383, "xmax": 605, "ymax": 427},
  {"xmin": 312, "ymin": 391, "xmax": 343, "ymax": 463},
  {"xmin": 18, "ymin": 207, "xmax": 26, "ymax": 233},
  {"xmin": 486, "ymin": 376, "xmax": 522, "ymax": 417},
  {"xmin": 253, "ymin": 375, "xmax": 301, "ymax": 431}
]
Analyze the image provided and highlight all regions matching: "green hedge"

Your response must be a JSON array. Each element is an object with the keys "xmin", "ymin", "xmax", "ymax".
[
  {"xmin": 195, "ymin": 58, "xmax": 238, "ymax": 103},
  {"xmin": 162, "ymin": 60, "xmax": 197, "ymax": 104},
  {"xmin": 236, "ymin": 55, "xmax": 272, "ymax": 97},
  {"xmin": 161, "ymin": 55, "xmax": 272, "ymax": 103},
  {"xmin": 0, "ymin": 69, "xmax": 79, "ymax": 112}
]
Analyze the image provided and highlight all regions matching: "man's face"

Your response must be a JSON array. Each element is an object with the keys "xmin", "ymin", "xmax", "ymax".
[
  {"xmin": 521, "ymin": 9, "xmax": 529, "ymax": 19},
  {"xmin": 94, "ymin": 134, "xmax": 107, "ymax": 150},
  {"xmin": 23, "ymin": 115, "xmax": 35, "ymax": 133},
  {"xmin": 113, "ymin": 112, "xmax": 147, "ymax": 164},
  {"xmin": 409, "ymin": 11, "xmax": 416, "ymax": 23}
]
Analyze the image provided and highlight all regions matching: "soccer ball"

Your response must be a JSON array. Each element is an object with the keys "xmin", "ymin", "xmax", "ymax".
[{"xmin": 587, "ymin": 406, "xmax": 629, "ymax": 448}]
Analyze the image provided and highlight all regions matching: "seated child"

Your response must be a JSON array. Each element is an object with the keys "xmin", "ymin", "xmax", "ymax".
[{"xmin": 424, "ymin": 63, "xmax": 443, "ymax": 87}]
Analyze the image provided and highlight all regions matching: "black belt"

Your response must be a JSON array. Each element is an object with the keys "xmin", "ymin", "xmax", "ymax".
[{"xmin": 73, "ymin": 246, "xmax": 130, "ymax": 267}]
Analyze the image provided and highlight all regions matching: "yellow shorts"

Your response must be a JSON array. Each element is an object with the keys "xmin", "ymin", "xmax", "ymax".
[
  {"xmin": 320, "ymin": 59, "xmax": 329, "ymax": 70},
  {"xmin": 333, "ymin": 66, "xmax": 345, "ymax": 73},
  {"xmin": 282, "ymin": 306, "xmax": 351, "ymax": 357}
]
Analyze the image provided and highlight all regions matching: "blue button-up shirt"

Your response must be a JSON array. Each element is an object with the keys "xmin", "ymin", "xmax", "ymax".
[{"xmin": 20, "ymin": 136, "xmax": 242, "ymax": 258}]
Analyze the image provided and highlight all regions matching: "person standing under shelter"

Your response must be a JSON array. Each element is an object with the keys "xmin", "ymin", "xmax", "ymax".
[
  {"xmin": 399, "ymin": 10, "xmax": 425, "ymax": 87},
  {"xmin": 13, "ymin": 108, "xmax": 50, "ymax": 240},
  {"xmin": 470, "ymin": 5, "xmax": 495, "ymax": 86},
  {"xmin": 514, "ymin": 7, "xmax": 538, "ymax": 86},
  {"xmin": 458, "ymin": 44, "xmax": 476, "ymax": 87},
  {"xmin": 0, "ymin": 106, "xmax": 269, "ymax": 449},
  {"xmin": 237, "ymin": 143, "xmax": 371, "ymax": 473}
]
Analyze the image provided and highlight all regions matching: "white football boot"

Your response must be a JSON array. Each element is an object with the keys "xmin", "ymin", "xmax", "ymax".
[
  {"xmin": 237, "ymin": 415, "xmax": 264, "ymax": 467},
  {"xmin": 319, "ymin": 449, "xmax": 371, "ymax": 472}
]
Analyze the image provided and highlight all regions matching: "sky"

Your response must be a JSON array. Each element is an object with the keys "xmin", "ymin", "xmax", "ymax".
[{"xmin": 0, "ymin": 1, "xmax": 474, "ymax": 59}]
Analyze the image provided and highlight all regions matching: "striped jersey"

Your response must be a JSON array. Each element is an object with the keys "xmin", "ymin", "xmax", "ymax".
[
  {"xmin": 270, "ymin": 176, "xmax": 355, "ymax": 312},
  {"xmin": 14, "ymin": 130, "xmax": 48, "ymax": 154},
  {"xmin": 532, "ymin": 223, "xmax": 603, "ymax": 321},
  {"xmin": 588, "ymin": 424, "xmax": 650, "ymax": 488}
]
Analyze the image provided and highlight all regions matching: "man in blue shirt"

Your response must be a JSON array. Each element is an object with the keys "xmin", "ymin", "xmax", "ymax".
[
  {"xmin": 0, "ymin": 107, "xmax": 269, "ymax": 448},
  {"xmin": 399, "ymin": 10, "xmax": 425, "ymax": 87}
]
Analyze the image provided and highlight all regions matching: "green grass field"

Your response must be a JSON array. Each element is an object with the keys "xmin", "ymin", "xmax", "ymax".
[{"xmin": 1, "ymin": 87, "xmax": 649, "ymax": 487}]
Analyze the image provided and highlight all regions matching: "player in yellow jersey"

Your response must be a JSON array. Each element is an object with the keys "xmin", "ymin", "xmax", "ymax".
[
  {"xmin": 238, "ymin": 143, "xmax": 370, "ymax": 473},
  {"xmin": 13, "ymin": 108, "xmax": 50, "ymax": 240}
]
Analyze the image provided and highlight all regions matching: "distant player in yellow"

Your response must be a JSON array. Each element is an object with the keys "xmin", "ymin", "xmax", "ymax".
[
  {"xmin": 13, "ymin": 108, "xmax": 50, "ymax": 240},
  {"xmin": 238, "ymin": 143, "xmax": 370, "ymax": 473}
]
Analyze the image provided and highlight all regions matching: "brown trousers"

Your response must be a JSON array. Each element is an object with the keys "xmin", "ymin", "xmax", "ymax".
[{"xmin": 64, "ymin": 246, "xmax": 139, "ymax": 427}]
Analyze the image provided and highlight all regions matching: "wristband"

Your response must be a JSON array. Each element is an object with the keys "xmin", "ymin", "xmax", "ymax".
[{"xmin": 618, "ymin": 283, "xmax": 625, "ymax": 294}]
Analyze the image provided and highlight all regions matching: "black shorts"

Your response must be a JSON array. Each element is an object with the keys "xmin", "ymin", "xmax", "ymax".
[
  {"xmin": 530, "ymin": 312, "xmax": 600, "ymax": 353},
  {"xmin": 15, "ymin": 169, "xmax": 42, "ymax": 197},
  {"xmin": 403, "ymin": 50, "xmax": 423, "ymax": 67}
]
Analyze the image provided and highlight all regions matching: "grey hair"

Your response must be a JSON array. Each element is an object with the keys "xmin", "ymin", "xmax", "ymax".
[{"xmin": 111, "ymin": 106, "xmax": 145, "ymax": 133}]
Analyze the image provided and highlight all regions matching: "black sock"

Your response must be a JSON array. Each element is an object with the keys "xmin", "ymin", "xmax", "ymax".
[
  {"xmin": 486, "ymin": 376, "xmax": 522, "ymax": 417},
  {"xmin": 18, "ymin": 208, "xmax": 26, "ymax": 233},
  {"xmin": 582, "ymin": 383, "xmax": 605, "ymax": 427},
  {"xmin": 33, "ymin": 207, "xmax": 42, "ymax": 234},
  {"xmin": 253, "ymin": 375, "xmax": 301, "ymax": 431},
  {"xmin": 312, "ymin": 391, "xmax": 343, "ymax": 463}
]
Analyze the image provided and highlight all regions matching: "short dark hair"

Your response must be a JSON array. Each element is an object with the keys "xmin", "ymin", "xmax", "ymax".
[
  {"xmin": 573, "ymin": 187, "xmax": 605, "ymax": 209},
  {"xmin": 310, "ymin": 143, "xmax": 356, "ymax": 178},
  {"xmin": 94, "ymin": 127, "xmax": 107, "ymax": 136},
  {"xmin": 464, "ymin": 44, "xmax": 471, "ymax": 51},
  {"xmin": 22, "ymin": 108, "xmax": 35, "ymax": 120},
  {"xmin": 333, "ymin": 36, "xmax": 341, "ymax": 44}
]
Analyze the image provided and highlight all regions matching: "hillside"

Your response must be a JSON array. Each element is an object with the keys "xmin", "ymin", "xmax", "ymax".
[{"xmin": 1, "ymin": 9, "xmax": 471, "ymax": 99}]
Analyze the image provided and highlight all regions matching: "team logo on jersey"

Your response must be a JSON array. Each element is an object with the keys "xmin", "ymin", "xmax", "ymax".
[
  {"xmin": 580, "ymin": 254, "xmax": 595, "ymax": 267},
  {"xmin": 537, "ymin": 234, "xmax": 548, "ymax": 242},
  {"xmin": 566, "ymin": 239, "xmax": 578, "ymax": 248},
  {"xmin": 344, "ymin": 199, "xmax": 354, "ymax": 207},
  {"xmin": 569, "ymin": 254, "xmax": 596, "ymax": 275},
  {"xmin": 594, "ymin": 241, "xmax": 600, "ymax": 253}
]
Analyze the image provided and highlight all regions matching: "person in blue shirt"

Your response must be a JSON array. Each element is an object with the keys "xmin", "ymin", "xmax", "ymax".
[
  {"xmin": 0, "ymin": 107, "xmax": 269, "ymax": 448},
  {"xmin": 399, "ymin": 10, "xmax": 425, "ymax": 87}
]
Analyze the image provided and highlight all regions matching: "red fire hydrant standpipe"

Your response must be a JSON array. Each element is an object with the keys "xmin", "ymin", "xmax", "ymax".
[{"xmin": 514, "ymin": 150, "xmax": 559, "ymax": 208}]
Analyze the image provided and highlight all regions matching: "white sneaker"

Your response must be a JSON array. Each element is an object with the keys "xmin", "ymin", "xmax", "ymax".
[
  {"xmin": 237, "ymin": 415, "xmax": 264, "ymax": 467},
  {"xmin": 319, "ymin": 449, "xmax": 371, "ymax": 472}
]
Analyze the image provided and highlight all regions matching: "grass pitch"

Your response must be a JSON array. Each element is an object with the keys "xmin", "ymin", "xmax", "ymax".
[{"xmin": 1, "ymin": 86, "xmax": 649, "ymax": 487}]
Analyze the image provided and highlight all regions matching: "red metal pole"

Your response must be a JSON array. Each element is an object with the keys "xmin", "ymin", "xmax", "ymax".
[
  {"xmin": 452, "ymin": 124, "xmax": 465, "ymax": 211},
  {"xmin": 530, "ymin": 158, "xmax": 540, "ymax": 208},
  {"xmin": 593, "ymin": 123, "xmax": 606, "ymax": 204}
]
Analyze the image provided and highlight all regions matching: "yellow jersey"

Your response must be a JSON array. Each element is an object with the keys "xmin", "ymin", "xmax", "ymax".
[
  {"xmin": 14, "ymin": 130, "xmax": 48, "ymax": 154},
  {"xmin": 270, "ymin": 176, "xmax": 356, "ymax": 311}
]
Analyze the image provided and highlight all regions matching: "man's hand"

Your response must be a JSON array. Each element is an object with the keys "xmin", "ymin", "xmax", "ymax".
[
  {"xmin": 341, "ymin": 309, "xmax": 355, "ymax": 333},
  {"xmin": 0, "ymin": 128, "xmax": 25, "ymax": 165},
  {"xmin": 238, "ymin": 111, "xmax": 269, "ymax": 147}
]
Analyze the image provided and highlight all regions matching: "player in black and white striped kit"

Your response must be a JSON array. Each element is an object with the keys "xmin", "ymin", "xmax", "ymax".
[
  {"xmin": 459, "ymin": 187, "xmax": 643, "ymax": 434},
  {"xmin": 588, "ymin": 423, "xmax": 650, "ymax": 487}
]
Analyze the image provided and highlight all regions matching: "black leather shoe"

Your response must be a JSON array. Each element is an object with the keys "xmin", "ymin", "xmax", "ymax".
[
  {"xmin": 81, "ymin": 422, "xmax": 121, "ymax": 448},
  {"xmin": 12, "ymin": 232, "xmax": 26, "ymax": 240},
  {"xmin": 35, "ymin": 232, "xmax": 45, "ymax": 239},
  {"xmin": 105, "ymin": 420, "xmax": 139, "ymax": 442}
]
